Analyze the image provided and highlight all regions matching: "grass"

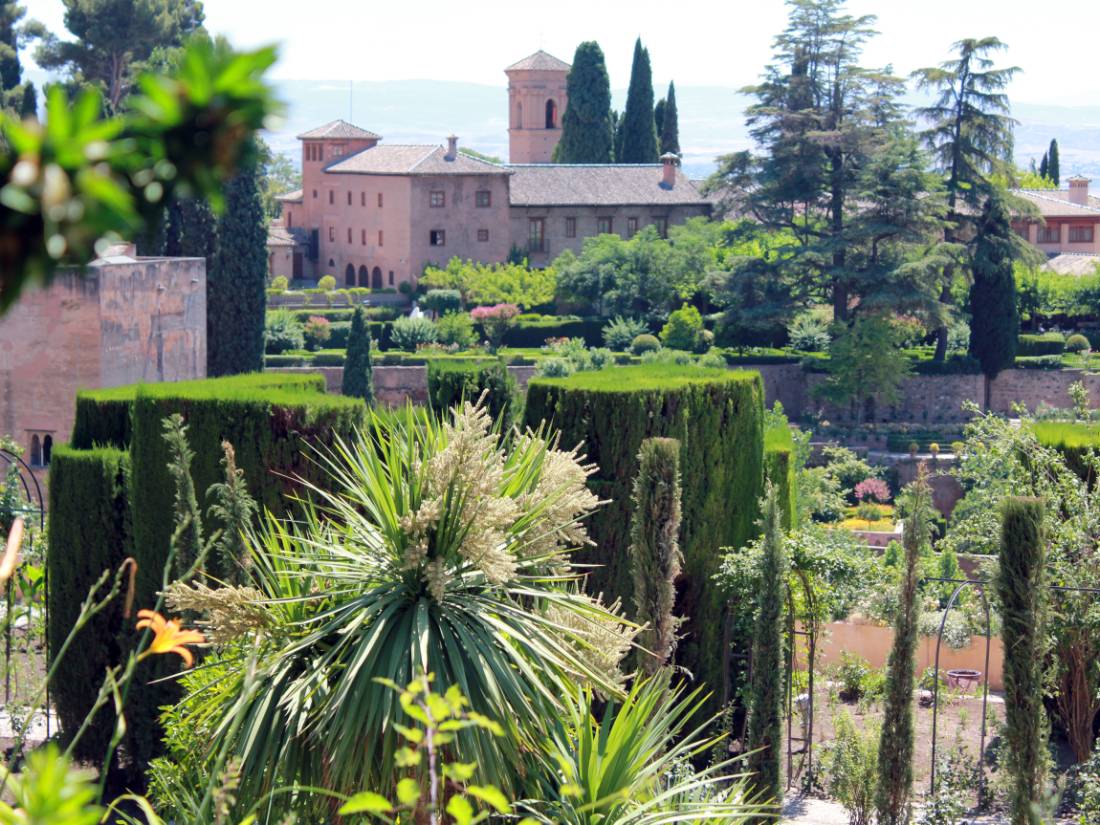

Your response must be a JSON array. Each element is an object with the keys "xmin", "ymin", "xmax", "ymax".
[
  {"xmin": 1032, "ymin": 421, "xmax": 1100, "ymax": 449},
  {"xmin": 824, "ymin": 504, "xmax": 897, "ymax": 532},
  {"xmin": 78, "ymin": 372, "xmax": 326, "ymax": 401},
  {"xmin": 528, "ymin": 363, "xmax": 759, "ymax": 391}
]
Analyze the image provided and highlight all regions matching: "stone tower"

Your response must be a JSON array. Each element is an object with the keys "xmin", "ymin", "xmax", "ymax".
[{"xmin": 505, "ymin": 50, "xmax": 570, "ymax": 164}]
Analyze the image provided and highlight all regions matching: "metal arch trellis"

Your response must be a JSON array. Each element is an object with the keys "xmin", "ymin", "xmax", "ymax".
[
  {"xmin": 785, "ymin": 567, "xmax": 818, "ymax": 789},
  {"xmin": 925, "ymin": 575, "xmax": 1100, "ymax": 802}
]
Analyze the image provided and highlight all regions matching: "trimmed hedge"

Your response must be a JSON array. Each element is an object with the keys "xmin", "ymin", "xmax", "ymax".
[
  {"xmin": 1014, "ymin": 355, "xmax": 1065, "ymax": 370},
  {"xmin": 1017, "ymin": 332, "xmax": 1065, "ymax": 356},
  {"xmin": 885, "ymin": 431, "xmax": 963, "ymax": 453},
  {"xmin": 764, "ymin": 422, "xmax": 797, "ymax": 530},
  {"xmin": 912, "ymin": 355, "xmax": 982, "ymax": 375},
  {"xmin": 523, "ymin": 365, "xmax": 765, "ymax": 712},
  {"xmin": 47, "ymin": 446, "xmax": 131, "ymax": 761},
  {"xmin": 492, "ymin": 314, "xmax": 604, "ymax": 348},
  {"xmin": 427, "ymin": 359, "xmax": 519, "ymax": 431},
  {"xmin": 1033, "ymin": 421, "xmax": 1100, "ymax": 482}
]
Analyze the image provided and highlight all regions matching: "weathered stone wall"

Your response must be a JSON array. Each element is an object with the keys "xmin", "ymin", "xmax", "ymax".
[{"xmin": 987, "ymin": 369, "xmax": 1100, "ymax": 415}]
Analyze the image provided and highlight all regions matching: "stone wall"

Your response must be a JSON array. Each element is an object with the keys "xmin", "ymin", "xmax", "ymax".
[{"xmin": 987, "ymin": 368, "xmax": 1100, "ymax": 415}]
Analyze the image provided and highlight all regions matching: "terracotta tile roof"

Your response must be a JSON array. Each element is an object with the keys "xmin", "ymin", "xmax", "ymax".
[
  {"xmin": 505, "ymin": 50, "xmax": 571, "ymax": 72},
  {"xmin": 266, "ymin": 225, "xmax": 297, "ymax": 247},
  {"xmin": 297, "ymin": 119, "xmax": 381, "ymax": 140},
  {"xmin": 275, "ymin": 189, "xmax": 303, "ymax": 203},
  {"xmin": 1042, "ymin": 253, "xmax": 1100, "ymax": 275},
  {"xmin": 506, "ymin": 164, "xmax": 710, "ymax": 207},
  {"xmin": 1014, "ymin": 189, "xmax": 1100, "ymax": 217},
  {"xmin": 325, "ymin": 144, "xmax": 509, "ymax": 176}
]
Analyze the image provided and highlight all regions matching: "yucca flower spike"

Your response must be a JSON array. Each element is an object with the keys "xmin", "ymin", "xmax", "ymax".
[{"xmin": 135, "ymin": 609, "xmax": 205, "ymax": 668}]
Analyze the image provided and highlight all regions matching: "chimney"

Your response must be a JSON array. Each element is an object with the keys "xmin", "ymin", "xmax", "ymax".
[
  {"xmin": 660, "ymin": 152, "xmax": 679, "ymax": 188},
  {"xmin": 445, "ymin": 134, "xmax": 459, "ymax": 161},
  {"xmin": 1068, "ymin": 175, "xmax": 1091, "ymax": 206}
]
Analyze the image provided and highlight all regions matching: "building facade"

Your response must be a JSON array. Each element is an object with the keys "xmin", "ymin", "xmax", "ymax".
[
  {"xmin": 1012, "ymin": 176, "xmax": 1100, "ymax": 266},
  {"xmin": 0, "ymin": 247, "xmax": 206, "ymax": 478},
  {"xmin": 266, "ymin": 50, "xmax": 712, "ymax": 286}
]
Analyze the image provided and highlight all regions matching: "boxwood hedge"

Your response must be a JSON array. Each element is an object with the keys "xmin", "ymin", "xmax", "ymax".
[
  {"xmin": 523, "ymin": 364, "xmax": 765, "ymax": 710},
  {"xmin": 764, "ymin": 421, "xmax": 797, "ymax": 530},
  {"xmin": 1018, "ymin": 332, "xmax": 1066, "ymax": 357},
  {"xmin": 1033, "ymin": 421, "xmax": 1100, "ymax": 482},
  {"xmin": 427, "ymin": 359, "xmax": 519, "ymax": 431}
]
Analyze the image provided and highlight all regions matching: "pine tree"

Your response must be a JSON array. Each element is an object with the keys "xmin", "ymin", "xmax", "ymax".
[
  {"xmin": 17, "ymin": 80, "xmax": 33, "ymax": 119},
  {"xmin": 875, "ymin": 470, "xmax": 932, "ymax": 825},
  {"xmin": 660, "ymin": 80, "xmax": 680, "ymax": 156},
  {"xmin": 207, "ymin": 141, "xmax": 267, "ymax": 376},
  {"xmin": 0, "ymin": 0, "xmax": 24, "ymax": 93},
  {"xmin": 997, "ymin": 497, "xmax": 1048, "ymax": 825},
  {"xmin": 968, "ymin": 191, "xmax": 1020, "ymax": 378},
  {"xmin": 746, "ymin": 482, "xmax": 788, "ymax": 810},
  {"xmin": 342, "ymin": 306, "xmax": 374, "ymax": 403},
  {"xmin": 1038, "ymin": 151, "xmax": 1049, "ymax": 181},
  {"xmin": 629, "ymin": 437, "xmax": 683, "ymax": 676},
  {"xmin": 555, "ymin": 41, "xmax": 614, "ymax": 163},
  {"xmin": 1047, "ymin": 138, "xmax": 1060, "ymax": 186},
  {"xmin": 619, "ymin": 38, "xmax": 658, "ymax": 163}
]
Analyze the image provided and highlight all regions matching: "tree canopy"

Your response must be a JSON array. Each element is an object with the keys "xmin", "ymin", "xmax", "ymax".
[
  {"xmin": 555, "ymin": 41, "xmax": 614, "ymax": 163},
  {"xmin": 619, "ymin": 38, "xmax": 658, "ymax": 163}
]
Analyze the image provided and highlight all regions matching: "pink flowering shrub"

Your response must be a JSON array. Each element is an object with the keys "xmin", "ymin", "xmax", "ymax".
[
  {"xmin": 470, "ymin": 303, "xmax": 519, "ymax": 351},
  {"xmin": 854, "ymin": 477, "xmax": 890, "ymax": 503}
]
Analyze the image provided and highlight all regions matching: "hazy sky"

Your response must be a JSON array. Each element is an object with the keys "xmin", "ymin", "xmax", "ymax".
[{"xmin": 22, "ymin": 0, "xmax": 1100, "ymax": 106}]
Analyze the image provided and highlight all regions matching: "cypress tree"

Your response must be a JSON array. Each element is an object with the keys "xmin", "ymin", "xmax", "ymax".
[
  {"xmin": 653, "ymin": 98, "xmax": 666, "ymax": 152},
  {"xmin": 1038, "ymin": 151, "xmax": 1048, "ymax": 181},
  {"xmin": 875, "ymin": 470, "xmax": 932, "ymax": 825},
  {"xmin": 997, "ymin": 496, "xmax": 1047, "ymax": 825},
  {"xmin": 660, "ymin": 80, "xmax": 680, "ymax": 156},
  {"xmin": 968, "ymin": 191, "xmax": 1019, "ymax": 378},
  {"xmin": 555, "ymin": 41, "xmax": 614, "ymax": 163},
  {"xmin": 746, "ymin": 482, "xmax": 788, "ymax": 809},
  {"xmin": 619, "ymin": 38, "xmax": 658, "ymax": 163},
  {"xmin": 1047, "ymin": 138, "xmax": 1060, "ymax": 186},
  {"xmin": 342, "ymin": 306, "xmax": 374, "ymax": 403},
  {"xmin": 613, "ymin": 109, "xmax": 625, "ymax": 163},
  {"xmin": 208, "ymin": 140, "xmax": 267, "ymax": 376},
  {"xmin": 629, "ymin": 437, "xmax": 683, "ymax": 676}
]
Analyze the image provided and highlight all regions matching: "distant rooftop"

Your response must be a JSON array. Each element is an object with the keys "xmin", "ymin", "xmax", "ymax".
[
  {"xmin": 507, "ymin": 164, "xmax": 708, "ymax": 207},
  {"xmin": 1014, "ymin": 188, "xmax": 1100, "ymax": 217},
  {"xmin": 297, "ymin": 119, "xmax": 381, "ymax": 140},
  {"xmin": 325, "ymin": 143, "xmax": 508, "ymax": 176},
  {"xmin": 505, "ymin": 50, "xmax": 571, "ymax": 73}
]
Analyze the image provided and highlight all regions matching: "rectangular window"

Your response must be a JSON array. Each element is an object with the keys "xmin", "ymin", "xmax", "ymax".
[
  {"xmin": 597, "ymin": 216, "xmax": 613, "ymax": 235},
  {"xmin": 312, "ymin": 189, "xmax": 318, "ymax": 199},
  {"xmin": 477, "ymin": 229, "xmax": 490, "ymax": 242},
  {"xmin": 430, "ymin": 230, "xmax": 446, "ymax": 246},
  {"xmin": 361, "ymin": 192, "xmax": 366, "ymax": 207},
  {"xmin": 1069, "ymin": 225, "xmax": 1095, "ymax": 243},
  {"xmin": 1038, "ymin": 225, "xmax": 1060, "ymax": 243},
  {"xmin": 378, "ymin": 192, "xmax": 383, "ymax": 207},
  {"xmin": 388, "ymin": 270, "xmax": 395, "ymax": 286},
  {"xmin": 476, "ymin": 190, "xmax": 492, "ymax": 207},
  {"xmin": 528, "ymin": 218, "xmax": 545, "ymax": 253},
  {"xmin": 361, "ymin": 229, "xmax": 366, "ymax": 245},
  {"xmin": 430, "ymin": 190, "xmax": 446, "ymax": 208},
  {"xmin": 627, "ymin": 217, "xmax": 638, "ymax": 238},
  {"xmin": 328, "ymin": 225, "xmax": 335, "ymax": 241},
  {"xmin": 317, "ymin": 145, "xmax": 323, "ymax": 162},
  {"xmin": 347, "ymin": 191, "xmax": 352, "ymax": 206},
  {"xmin": 329, "ymin": 190, "xmax": 334, "ymax": 205},
  {"xmin": 654, "ymin": 216, "xmax": 668, "ymax": 238},
  {"xmin": 347, "ymin": 227, "xmax": 352, "ymax": 243},
  {"xmin": 378, "ymin": 230, "xmax": 384, "ymax": 247},
  {"xmin": 565, "ymin": 217, "xmax": 576, "ymax": 238},
  {"xmin": 286, "ymin": 211, "xmax": 292, "ymax": 229}
]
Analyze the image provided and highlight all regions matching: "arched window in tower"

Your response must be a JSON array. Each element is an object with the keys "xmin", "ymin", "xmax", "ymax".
[
  {"xmin": 345, "ymin": 262, "xmax": 355, "ymax": 285},
  {"xmin": 515, "ymin": 102, "xmax": 522, "ymax": 129},
  {"xmin": 29, "ymin": 434, "xmax": 41, "ymax": 467},
  {"xmin": 545, "ymin": 99, "xmax": 557, "ymax": 129}
]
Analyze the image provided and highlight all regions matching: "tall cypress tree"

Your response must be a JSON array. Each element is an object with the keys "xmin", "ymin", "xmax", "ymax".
[
  {"xmin": 997, "ymin": 497, "xmax": 1048, "ymax": 825},
  {"xmin": 619, "ymin": 38, "xmax": 658, "ymax": 163},
  {"xmin": 746, "ymin": 482, "xmax": 788, "ymax": 811},
  {"xmin": 1047, "ymin": 138, "xmax": 1060, "ymax": 186},
  {"xmin": 1038, "ymin": 151, "xmax": 1049, "ymax": 181},
  {"xmin": 968, "ymin": 191, "xmax": 1020, "ymax": 378},
  {"xmin": 875, "ymin": 470, "xmax": 932, "ymax": 825},
  {"xmin": 653, "ymin": 98, "xmax": 666, "ymax": 151},
  {"xmin": 660, "ymin": 80, "xmax": 680, "ymax": 156},
  {"xmin": 342, "ymin": 306, "xmax": 374, "ymax": 403},
  {"xmin": 207, "ymin": 140, "xmax": 267, "ymax": 376},
  {"xmin": 555, "ymin": 41, "xmax": 614, "ymax": 163}
]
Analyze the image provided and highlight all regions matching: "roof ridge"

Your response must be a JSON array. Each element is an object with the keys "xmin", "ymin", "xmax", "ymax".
[{"xmin": 409, "ymin": 145, "xmax": 445, "ymax": 171}]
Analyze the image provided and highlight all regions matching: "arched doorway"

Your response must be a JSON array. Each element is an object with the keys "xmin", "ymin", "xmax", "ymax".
[
  {"xmin": 358, "ymin": 265, "xmax": 369, "ymax": 287},
  {"xmin": 344, "ymin": 263, "xmax": 355, "ymax": 286},
  {"xmin": 545, "ymin": 98, "xmax": 557, "ymax": 129},
  {"xmin": 372, "ymin": 266, "xmax": 383, "ymax": 289}
]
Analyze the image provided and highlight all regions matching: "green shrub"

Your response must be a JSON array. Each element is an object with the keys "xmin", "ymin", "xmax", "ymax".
[
  {"xmin": 912, "ymin": 355, "xmax": 982, "ymax": 375},
  {"xmin": 524, "ymin": 365, "xmax": 765, "ymax": 715},
  {"xmin": 422, "ymin": 289, "xmax": 462, "ymax": 316},
  {"xmin": 489, "ymin": 314, "xmax": 604, "ymax": 348},
  {"xmin": 1017, "ymin": 332, "xmax": 1065, "ymax": 356},
  {"xmin": 426, "ymin": 359, "xmax": 518, "ymax": 431},
  {"xmin": 537, "ymin": 356, "xmax": 575, "ymax": 378},
  {"xmin": 390, "ymin": 316, "xmax": 438, "ymax": 351},
  {"xmin": 825, "ymin": 712, "xmax": 881, "ymax": 825},
  {"xmin": 312, "ymin": 352, "xmax": 345, "ymax": 366},
  {"xmin": 631, "ymin": 333, "xmax": 661, "ymax": 355},
  {"xmin": 47, "ymin": 446, "xmax": 131, "ymax": 761},
  {"xmin": 603, "ymin": 315, "xmax": 649, "ymax": 351},
  {"xmin": 1014, "ymin": 354, "xmax": 1064, "ymax": 369},
  {"xmin": 270, "ymin": 275, "xmax": 288, "ymax": 290},
  {"xmin": 787, "ymin": 312, "xmax": 831, "ymax": 352},
  {"xmin": 342, "ymin": 307, "xmax": 374, "ymax": 403},
  {"xmin": 836, "ymin": 651, "xmax": 872, "ymax": 701},
  {"xmin": 436, "ymin": 311, "xmax": 477, "ymax": 349},
  {"xmin": 1066, "ymin": 333, "xmax": 1090, "ymax": 353},
  {"xmin": 264, "ymin": 354, "xmax": 307, "ymax": 367},
  {"xmin": 660, "ymin": 303, "xmax": 705, "ymax": 351},
  {"xmin": 317, "ymin": 275, "xmax": 336, "ymax": 291},
  {"xmin": 302, "ymin": 315, "xmax": 331, "ymax": 350},
  {"xmin": 764, "ymin": 420, "xmax": 797, "ymax": 530},
  {"xmin": 264, "ymin": 309, "xmax": 305, "ymax": 353},
  {"xmin": 1032, "ymin": 421, "xmax": 1100, "ymax": 482}
]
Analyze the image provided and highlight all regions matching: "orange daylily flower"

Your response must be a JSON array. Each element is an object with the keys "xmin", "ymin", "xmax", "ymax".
[{"xmin": 135, "ymin": 609, "xmax": 205, "ymax": 668}]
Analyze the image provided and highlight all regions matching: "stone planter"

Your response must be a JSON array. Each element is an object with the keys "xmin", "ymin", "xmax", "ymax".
[{"xmin": 946, "ymin": 668, "xmax": 982, "ymax": 691}]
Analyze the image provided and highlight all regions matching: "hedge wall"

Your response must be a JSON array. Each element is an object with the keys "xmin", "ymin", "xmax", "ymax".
[
  {"xmin": 1033, "ymin": 421, "xmax": 1100, "ymax": 483},
  {"xmin": 492, "ymin": 315, "xmax": 604, "ymax": 348},
  {"xmin": 1018, "ymin": 332, "xmax": 1066, "ymax": 357},
  {"xmin": 427, "ymin": 359, "xmax": 519, "ymax": 431},
  {"xmin": 764, "ymin": 422, "xmax": 797, "ymax": 531},
  {"xmin": 523, "ymin": 365, "xmax": 765, "ymax": 711},
  {"xmin": 47, "ymin": 446, "xmax": 131, "ymax": 761}
]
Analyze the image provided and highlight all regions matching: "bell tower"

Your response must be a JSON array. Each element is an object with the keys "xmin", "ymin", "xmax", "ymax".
[{"xmin": 505, "ymin": 50, "xmax": 570, "ymax": 164}]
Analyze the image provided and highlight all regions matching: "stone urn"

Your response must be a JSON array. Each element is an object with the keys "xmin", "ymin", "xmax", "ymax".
[{"xmin": 946, "ymin": 669, "xmax": 982, "ymax": 691}]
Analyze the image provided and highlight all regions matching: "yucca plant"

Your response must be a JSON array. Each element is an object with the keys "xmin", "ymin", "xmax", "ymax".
[
  {"xmin": 160, "ymin": 401, "xmax": 636, "ymax": 818},
  {"xmin": 523, "ymin": 675, "xmax": 762, "ymax": 824}
]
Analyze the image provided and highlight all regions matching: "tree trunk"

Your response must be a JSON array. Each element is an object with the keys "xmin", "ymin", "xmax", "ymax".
[{"xmin": 933, "ymin": 278, "xmax": 952, "ymax": 362}]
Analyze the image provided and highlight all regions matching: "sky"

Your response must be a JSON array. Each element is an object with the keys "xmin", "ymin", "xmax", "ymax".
[{"xmin": 21, "ymin": 0, "xmax": 1100, "ymax": 106}]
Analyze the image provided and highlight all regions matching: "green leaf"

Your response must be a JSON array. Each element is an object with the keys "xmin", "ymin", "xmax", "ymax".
[
  {"xmin": 441, "ymin": 761, "xmax": 477, "ymax": 782},
  {"xmin": 445, "ymin": 794, "xmax": 474, "ymax": 825},
  {"xmin": 395, "ymin": 777, "xmax": 420, "ymax": 806},
  {"xmin": 467, "ymin": 785, "xmax": 511, "ymax": 814},
  {"xmin": 338, "ymin": 791, "xmax": 393, "ymax": 815},
  {"xmin": 393, "ymin": 723, "xmax": 423, "ymax": 744}
]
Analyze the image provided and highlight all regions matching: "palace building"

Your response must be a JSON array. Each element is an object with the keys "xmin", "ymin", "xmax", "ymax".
[{"xmin": 266, "ymin": 50, "xmax": 712, "ymax": 287}]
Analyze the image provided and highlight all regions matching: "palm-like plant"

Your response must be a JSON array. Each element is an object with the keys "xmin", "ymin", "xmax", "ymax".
[
  {"xmin": 524, "ymin": 675, "xmax": 762, "ymax": 824},
  {"xmin": 163, "ymin": 402, "xmax": 635, "ymax": 816}
]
